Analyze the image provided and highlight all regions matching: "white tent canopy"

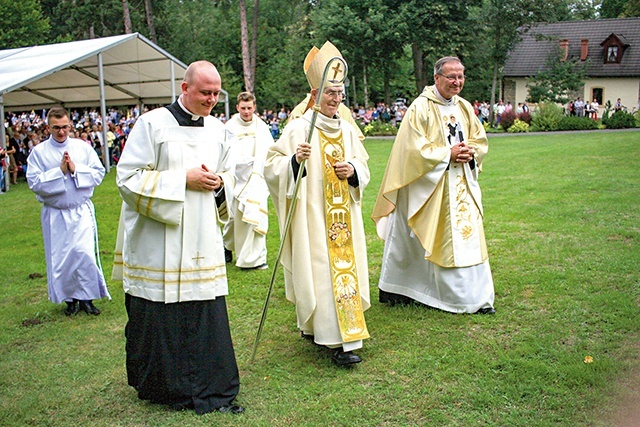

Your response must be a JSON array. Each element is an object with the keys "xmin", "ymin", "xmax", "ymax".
[
  {"xmin": 0, "ymin": 32, "xmax": 228, "ymax": 110},
  {"xmin": 0, "ymin": 32, "xmax": 229, "ymax": 181}
]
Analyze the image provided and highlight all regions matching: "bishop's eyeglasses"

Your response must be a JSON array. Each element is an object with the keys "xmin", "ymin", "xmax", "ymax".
[{"xmin": 438, "ymin": 74, "xmax": 466, "ymax": 82}]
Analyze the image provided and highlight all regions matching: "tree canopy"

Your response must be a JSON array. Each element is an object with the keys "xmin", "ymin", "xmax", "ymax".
[{"xmin": 2, "ymin": 0, "xmax": 638, "ymax": 111}]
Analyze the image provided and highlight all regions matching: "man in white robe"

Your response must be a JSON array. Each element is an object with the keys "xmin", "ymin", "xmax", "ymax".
[
  {"xmin": 265, "ymin": 41, "xmax": 371, "ymax": 366},
  {"xmin": 112, "ymin": 61, "xmax": 244, "ymax": 415},
  {"xmin": 223, "ymin": 92, "xmax": 272, "ymax": 269},
  {"xmin": 372, "ymin": 56, "xmax": 495, "ymax": 314},
  {"xmin": 27, "ymin": 106, "xmax": 109, "ymax": 316}
]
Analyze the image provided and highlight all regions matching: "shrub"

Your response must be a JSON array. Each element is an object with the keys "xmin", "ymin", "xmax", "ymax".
[
  {"xmin": 556, "ymin": 116, "xmax": 600, "ymax": 131},
  {"xmin": 500, "ymin": 109, "xmax": 517, "ymax": 131},
  {"xmin": 530, "ymin": 102, "xmax": 564, "ymax": 131},
  {"xmin": 602, "ymin": 110, "xmax": 637, "ymax": 129},
  {"xmin": 518, "ymin": 111, "xmax": 532, "ymax": 125},
  {"xmin": 507, "ymin": 119, "xmax": 530, "ymax": 133},
  {"xmin": 363, "ymin": 120, "xmax": 398, "ymax": 136}
]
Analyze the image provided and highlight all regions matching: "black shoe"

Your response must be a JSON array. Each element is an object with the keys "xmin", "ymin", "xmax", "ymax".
[
  {"xmin": 224, "ymin": 248, "xmax": 232, "ymax": 263},
  {"xmin": 79, "ymin": 300, "xmax": 101, "ymax": 315},
  {"xmin": 216, "ymin": 404, "xmax": 245, "ymax": 414},
  {"xmin": 379, "ymin": 289, "xmax": 414, "ymax": 306},
  {"xmin": 475, "ymin": 307, "xmax": 496, "ymax": 315},
  {"xmin": 331, "ymin": 350, "xmax": 362, "ymax": 366},
  {"xmin": 64, "ymin": 300, "xmax": 79, "ymax": 316}
]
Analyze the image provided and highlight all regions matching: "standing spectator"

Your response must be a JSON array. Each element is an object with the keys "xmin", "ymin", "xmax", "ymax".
[
  {"xmin": 574, "ymin": 96, "xmax": 585, "ymax": 117},
  {"xmin": 270, "ymin": 117, "xmax": 280, "ymax": 139},
  {"xmin": 372, "ymin": 56, "xmax": 495, "ymax": 314},
  {"xmin": 223, "ymin": 91, "xmax": 273, "ymax": 270},
  {"xmin": 590, "ymin": 99, "xmax": 600, "ymax": 120},
  {"xmin": 479, "ymin": 102, "xmax": 490, "ymax": 124},
  {"xmin": 277, "ymin": 107, "xmax": 288, "ymax": 122},
  {"xmin": 26, "ymin": 106, "xmax": 109, "ymax": 316},
  {"xmin": 613, "ymin": 98, "xmax": 623, "ymax": 111},
  {"xmin": 264, "ymin": 41, "xmax": 371, "ymax": 366},
  {"xmin": 113, "ymin": 60, "xmax": 244, "ymax": 415},
  {"xmin": 7, "ymin": 131, "xmax": 23, "ymax": 184}
]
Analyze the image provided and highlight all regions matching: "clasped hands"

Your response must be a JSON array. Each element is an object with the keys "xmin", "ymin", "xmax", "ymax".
[
  {"xmin": 187, "ymin": 164, "xmax": 224, "ymax": 192},
  {"xmin": 296, "ymin": 142, "xmax": 354, "ymax": 180},
  {"xmin": 60, "ymin": 151, "xmax": 76, "ymax": 174},
  {"xmin": 451, "ymin": 142, "xmax": 475, "ymax": 164}
]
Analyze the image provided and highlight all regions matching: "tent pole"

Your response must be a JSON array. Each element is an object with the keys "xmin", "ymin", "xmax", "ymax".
[
  {"xmin": 0, "ymin": 97, "xmax": 9, "ymax": 192},
  {"xmin": 170, "ymin": 60, "xmax": 176, "ymax": 103},
  {"xmin": 97, "ymin": 53, "xmax": 109, "ymax": 173}
]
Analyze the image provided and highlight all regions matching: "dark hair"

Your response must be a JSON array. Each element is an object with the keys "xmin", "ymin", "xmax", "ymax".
[
  {"xmin": 46, "ymin": 106, "xmax": 69, "ymax": 124},
  {"xmin": 237, "ymin": 91, "xmax": 256, "ymax": 105}
]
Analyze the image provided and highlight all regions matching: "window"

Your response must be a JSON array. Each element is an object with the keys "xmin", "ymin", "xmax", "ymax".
[
  {"xmin": 592, "ymin": 88, "xmax": 603, "ymax": 106},
  {"xmin": 607, "ymin": 46, "xmax": 618, "ymax": 63}
]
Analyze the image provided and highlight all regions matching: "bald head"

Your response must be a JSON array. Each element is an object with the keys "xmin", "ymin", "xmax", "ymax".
[{"xmin": 181, "ymin": 61, "xmax": 222, "ymax": 117}]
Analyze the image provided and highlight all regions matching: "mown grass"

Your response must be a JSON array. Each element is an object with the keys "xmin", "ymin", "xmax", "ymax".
[{"xmin": 0, "ymin": 130, "xmax": 638, "ymax": 427}]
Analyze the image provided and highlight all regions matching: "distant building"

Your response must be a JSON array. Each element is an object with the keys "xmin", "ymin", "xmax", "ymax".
[{"xmin": 503, "ymin": 17, "xmax": 640, "ymax": 114}]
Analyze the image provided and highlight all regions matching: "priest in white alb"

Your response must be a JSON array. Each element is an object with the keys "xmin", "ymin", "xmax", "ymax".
[
  {"xmin": 27, "ymin": 106, "xmax": 109, "ymax": 317},
  {"xmin": 112, "ymin": 61, "xmax": 244, "ymax": 415},
  {"xmin": 223, "ymin": 91, "xmax": 272, "ymax": 270},
  {"xmin": 372, "ymin": 56, "xmax": 495, "ymax": 314},
  {"xmin": 264, "ymin": 41, "xmax": 371, "ymax": 366}
]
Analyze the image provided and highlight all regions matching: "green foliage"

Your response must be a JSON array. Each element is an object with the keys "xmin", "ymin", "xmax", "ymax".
[
  {"xmin": 526, "ymin": 47, "xmax": 587, "ymax": 104},
  {"xmin": 0, "ymin": 0, "xmax": 50, "ymax": 48},
  {"xmin": 529, "ymin": 102, "xmax": 565, "ymax": 131},
  {"xmin": 506, "ymin": 118, "xmax": 529, "ymax": 132},
  {"xmin": 602, "ymin": 110, "xmax": 638, "ymax": 129},
  {"xmin": 556, "ymin": 116, "xmax": 600, "ymax": 131},
  {"xmin": 622, "ymin": 0, "xmax": 640, "ymax": 16},
  {"xmin": 600, "ymin": 0, "xmax": 628, "ymax": 17},
  {"xmin": 362, "ymin": 120, "xmax": 398, "ymax": 136}
]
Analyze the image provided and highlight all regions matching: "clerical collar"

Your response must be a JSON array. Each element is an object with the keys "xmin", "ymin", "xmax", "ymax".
[
  {"xmin": 166, "ymin": 97, "xmax": 205, "ymax": 127},
  {"xmin": 433, "ymin": 86, "xmax": 455, "ymax": 106},
  {"xmin": 49, "ymin": 136, "xmax": 68, "ymax": 147}
]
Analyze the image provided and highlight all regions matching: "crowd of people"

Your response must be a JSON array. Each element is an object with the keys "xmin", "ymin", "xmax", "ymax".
[
  {"xmin": 2, "ymin": 106, "xmax": 142, "ymax": 190},
  {"xmin": 567, "ymin": 96, "xmax": 600, "ymax": 119}
]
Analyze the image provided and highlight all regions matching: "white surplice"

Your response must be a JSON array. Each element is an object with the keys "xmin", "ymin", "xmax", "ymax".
[
  {"xmin": 26, "ymin": 136, "xmax": 109, "ymax": 304},
  {"xmin": 223, "ymin": 113, "xmax": 272, "ymax": 268},
  {"xmin": 112, "ymin": 106, "xmax": 235, "ymax": 303}
]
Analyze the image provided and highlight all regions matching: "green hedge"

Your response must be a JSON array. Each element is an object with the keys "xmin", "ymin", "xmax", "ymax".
[{"xmin": 602, "ymin": 110, "xmax": 637, "ymax": 129}]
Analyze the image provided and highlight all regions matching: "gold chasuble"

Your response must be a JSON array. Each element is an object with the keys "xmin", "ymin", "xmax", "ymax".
[{"xmin": 320, "ymin": 130, "xmax": 369, "ymax": 342}]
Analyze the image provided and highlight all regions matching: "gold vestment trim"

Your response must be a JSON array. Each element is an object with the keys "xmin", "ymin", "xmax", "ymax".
[{"xmin": 320, "ymin": 130, "xmax": 369, "ymax": 342}]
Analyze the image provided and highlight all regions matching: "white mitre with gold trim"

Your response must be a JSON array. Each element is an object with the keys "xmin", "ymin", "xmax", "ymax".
[{"xmin": 304, "ymin": 41, "xmax": 346, "ymax": 89}]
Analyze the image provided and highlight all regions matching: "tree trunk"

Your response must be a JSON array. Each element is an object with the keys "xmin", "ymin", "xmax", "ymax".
[
  {"xmin": 411, "ymin": 43, "xmax": 423, "ymax": 94},
  {"xmin": 144, "ymin": 0, "xmax": 157, "ymax": 43},
  {"xmin": 490, "ymin": 61, "xmax": 499, "ymax": 125},
  {"xmin": 250, "ymin": 0, "xmax": 259, "ymax": 86},
  {"xmin": 122, "ymin": 0, "xmax": 132, "ymax": 34},
  {"xmin": 362, "ymin": 61, "xmax": 369, "ymax": 109},
  {"xmin": 238, "ymin": 0, "xmax": 253, "ymax": 93}
]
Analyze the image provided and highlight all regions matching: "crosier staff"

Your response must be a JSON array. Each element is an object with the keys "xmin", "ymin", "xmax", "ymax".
[{"xmin": 250, "ymin": 56, "xmax": 349, "ymax": 363}]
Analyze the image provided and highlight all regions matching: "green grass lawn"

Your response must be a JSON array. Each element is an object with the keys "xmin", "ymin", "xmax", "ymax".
[{"xmin": 0, "ymin": 130, "xmax": 638, "ymax": 426}]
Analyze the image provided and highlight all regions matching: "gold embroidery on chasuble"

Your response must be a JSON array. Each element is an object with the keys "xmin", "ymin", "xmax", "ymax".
[
  {"xmin": 320, "ymin": 130, "xmax": 369, "ymax": 342},
  {"xmin": 454, "ymin": 173, "xmax": 475, "ymax": 240}
]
